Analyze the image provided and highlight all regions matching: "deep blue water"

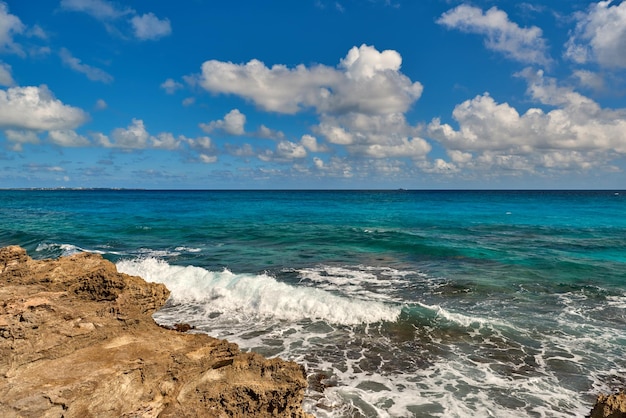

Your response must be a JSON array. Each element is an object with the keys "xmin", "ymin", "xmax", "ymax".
[{"xmin": 1, "ymin": 189, "xmax": 625, "ymax": 417}]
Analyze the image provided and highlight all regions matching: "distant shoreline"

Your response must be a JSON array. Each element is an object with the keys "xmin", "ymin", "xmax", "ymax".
[{"xmin": 1, "ymin": 187, "xmax": 624, "ymax": 192}]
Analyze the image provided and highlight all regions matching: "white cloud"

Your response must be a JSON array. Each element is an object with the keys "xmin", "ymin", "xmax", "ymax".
[
  {"xmin": 95, "ymin": 98, "xmax": 107, "ymax": 110},
  {"xmin": 427, "ymin": 70, "xmax": 626, "ymax": 175},
  {"xmin": 0, "ymin": 85, "xmax": 88, "ymax": 131},
  {"xmin": 276, "ymin": 140, "xmax": 307, "ymax": 159},
  {"xmin": 47, "ymin": 130, "xmax": 90, "ymax": 147},
  {"xmin": 200, "ymin": 109, "xmax": 246, "ymax": 135},
  {"xmin": 61, "ymin": 0, "xmax": 171, "ymax": 43},
  {"xmin": 316, "ymin": 112, "xmax": 429, "ymax": 158},
  {"xmin": 60, "ymin": 0, "xmax": 132, "ymax": 20},
  {"xmin": 160, "ymin": 78, "xmax": 183, "ymax": 94},
  {"xmin": 103, "ymin": 119, "xmax": 205, "ymax": 152},
  {"xmin": 311, "ymin": 156, "xmax": 354, "ymax": 178},
  {"xmin": 27, "ymin": 24, "xmax": 47, "ymax": 40},
  {"xmin": 226, "ymin": 143, "xmax": 255, "ymax": 157},
  {"xmin": 316, "ymin": 123, "xmax": 353, "ymax": 145},
  {"xmin": 416, "ymin": 159, "xmax": 459, "ymax": 175},
  {"xmin": 198, "ymin": 58, "xmax": 339, "ymax": 114},
  {"xmin": 256, "ymin": 124, "xmax": 285, "ymax": 140},
  {"xmin": 25, "ymin": 163, "xmax": 65, "ymax": 173},
  {"xmin": 187, "ymin": 136, "xmax": 213, "ymax": 151},
  {"xmin": 354, "ymin": 137, "xmax": 431, "ymax": 159},
  {"xmin": 131, "ymin": 13, "xmax": 171, "ymax": 41},
  {"xmin": 59, "ymin": 48, "xmax": 114, "ymax": 83},
  {"xmin": 197, "ymin": 44, "xmax": 422, "ymax": 116},
  {"xmin": 4, "ymin": 129, "xmax": 39, "ymax": 151},
  {"xmin": 0, "ymin": 61, "xmax": 14, "ymax": 86},
  {"xmin": 437, "ymin": 5, "xmax": 551, "ymax": 66},
  {"xmin": 571, "ymin": 70, "xmax": 605, "ymax": 92},
  {"xmin": 152, "ymin": 132, "xmax": 183, "ymax": 150},
  {"xmin": 565, "ymin": 1, "xmax": 626, "ymax": 68},
  {"xmin": 199, "ymin": 153, "xmax": 217, "ymax": 163},
  {"xmin": 110, "ymin": 118, "xmax": 150, "ymax": 149},
  {"xmin": 91, "ymin": 132, "xmax": 111, "ymax": 147},
  {"xmin": 0, "ymin": 2, "xmax": 25, "ymax": 56},
  {"xmin": 195, "ymin": 45, "xmax": 430, "ymax": 164},
  {"xmin": 182, "ymin": 97, "xmax": 195, "ymax": 107},
  {"xmin": 300, "ymin": 134, "xmax": 328, "ymax": 152}
]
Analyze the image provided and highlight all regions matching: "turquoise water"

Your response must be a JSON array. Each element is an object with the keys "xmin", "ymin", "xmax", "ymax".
[{"xmin": 1, "ymin": 190, "xmax": 625, "ymax": 417}]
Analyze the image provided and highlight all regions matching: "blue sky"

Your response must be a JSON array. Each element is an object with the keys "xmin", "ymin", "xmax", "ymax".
[{"xmin": 1, "ymin": 0, "xmax": 625, "ymax": 189}]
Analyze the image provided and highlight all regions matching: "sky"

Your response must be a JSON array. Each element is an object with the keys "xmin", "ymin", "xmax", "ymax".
[{"xmin": 1, "ymin": 0, "xmax": 626, "ymax": 189}]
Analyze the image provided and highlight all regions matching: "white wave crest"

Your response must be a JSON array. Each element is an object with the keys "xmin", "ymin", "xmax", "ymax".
[
  {"xmin": 417, "ymin": 301, "xmax": 512, "ymax": 330},
  {"xmin": 117, "ymin": 258, "xmax": 401, "ymax": 325},
  {"xmin": 36, "ymin": 242, "xmax": 104, "ymax": 256}
]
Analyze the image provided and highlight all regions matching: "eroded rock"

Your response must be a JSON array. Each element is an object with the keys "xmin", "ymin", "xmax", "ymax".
[
  {"xmin": 0, "ymin": 246, "xmax": 311, "ymax": 417},
  {"xmin": 589, "ymin": 391, "xmax": 626, "ymax": 418}
]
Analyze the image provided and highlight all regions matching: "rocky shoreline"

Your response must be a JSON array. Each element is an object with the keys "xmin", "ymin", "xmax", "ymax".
[
  {"xmin": 1, "ymin": 245, "xmax": 624, "ymax": 417},
  {"xmin": 0, "ymin": 246, "xmax": 311, "ymax": 417}
]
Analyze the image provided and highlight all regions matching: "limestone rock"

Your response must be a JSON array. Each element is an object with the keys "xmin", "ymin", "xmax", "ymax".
[
  {"xmin": 589, "ymin": 391, "xmax": 626, "ymax": 418},
  {"xmin": 0, "ymin": 246, "xmax": 311, "ymax": 417}
]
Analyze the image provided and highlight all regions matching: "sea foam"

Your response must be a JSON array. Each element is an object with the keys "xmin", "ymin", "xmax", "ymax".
[{"xmin": 117, "ymin": 258, "xmax": 401, "ymax": 325}]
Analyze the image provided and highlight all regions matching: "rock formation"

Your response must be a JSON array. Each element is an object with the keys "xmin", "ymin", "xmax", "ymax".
[
  {"xmin": 0, "ymin": 246, "xmax": 311, "ymax": 417},
  {"xmin": 589, "ymin": 391, "xmax": 626, "ymax": 418}
]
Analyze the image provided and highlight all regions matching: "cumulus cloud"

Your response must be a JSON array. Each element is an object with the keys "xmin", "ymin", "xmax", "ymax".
[
  {"xmin": 427, "ymin": 69, "xmax": 626, "ymax": 175},
  {"xmin": 160, "ymin": 78, "xmax": 183, "ymax": 94},
  {"xmin": 4, "ymin": 129, "xmax": 39, "ymax": 151},
  {"xmin": 185, "ymin": 136, "xmax": 217, "ymax": 162},
  {"xmin": 300, "ymin": 134, "xmax": 328, "ymax": 152},
  {"xmin": 200, "ymin": 109, "xmax": 246, "ymax": 135},
  {"xmin": 151, "ymin": 132, "xmax": 182, "ymax": 150},
  {"xmin": 196, "ymin": 45, "xmax": 427, "ymax": 162},
  {"xmin": 0, "ymin": 85, "xmax": 88, "ymax": 131},
  {"xmin": 187, "ymin": 135, "xmax": 213, "ymax": 151},
  {"xmin": 100, "ymin": 119, "xmax": 216, "ymax": 160},
  {"xmin": 108, "ymin": 118, "xmax": 150, "ymax": 149},
  {"xmin": 0, "ymin": 2, "xmax": 25, "ymax": 56},
  {"xmin": 197, "ymin": 44, "xmax": 422, "ymax": 116},
  {"xmin": 199, "ymin": 154, "xmax": 217, "ymax": 163},
  {"xmin": 59, "ymin": 48, "xmax": 113, "ymax": 83},
  {"xmin": 256, "ymin": 124, "xmax": 285, "ymax": 140},
  {"xmin": 316, "ymin": 112, "xmax": 429, "ymax": 159},
  {"xmin": 276, "ymin": 140, "xmax": 307, "ymax": 159},
  {"xmin": 0, "ymin": 62, "xmax": 14, "ymax": 86},
  {"xmin": 565, "ymin": 1, "xmax": 626, "ymax": 68},
  {"xmin": 226, "ymin": 143, "xmax": 255, "ymax": 158},
  {"xmin": 437, "ymin": 5, "xmax": 551, "ymax": 66},
  {"xmin": 131, "ymin": 13, "xmax": 171, "ymax": 40},
  {"xmin": 47, "ymin": 130, "xmax": 90, "ymax": 147}
]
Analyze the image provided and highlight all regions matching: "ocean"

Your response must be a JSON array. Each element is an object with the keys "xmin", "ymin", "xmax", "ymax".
[{"xmin": 1, "ymin": 189, "xmax": 624, "ymax": 417}]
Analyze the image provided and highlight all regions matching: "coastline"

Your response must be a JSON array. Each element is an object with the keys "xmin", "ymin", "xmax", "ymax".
[
  {"xmin": 1, "ymin": 245, "xmax": 624, "ymax": 417},
  {"xmin": 0, "ymin": 246, "xmax": 311, "ymax": 417}
]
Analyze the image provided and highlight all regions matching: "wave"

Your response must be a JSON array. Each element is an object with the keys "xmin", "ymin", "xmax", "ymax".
[
  {"xmin": 34, "ymin": 242, "xmax": 203, "ymax": 260},
  {"xmin": 36, "ymin": 242, "xmax": 104, "ymax": 257},
  {"xmin": 116, "ymin": 258, "xmax": 401, "ymax": 326}
]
